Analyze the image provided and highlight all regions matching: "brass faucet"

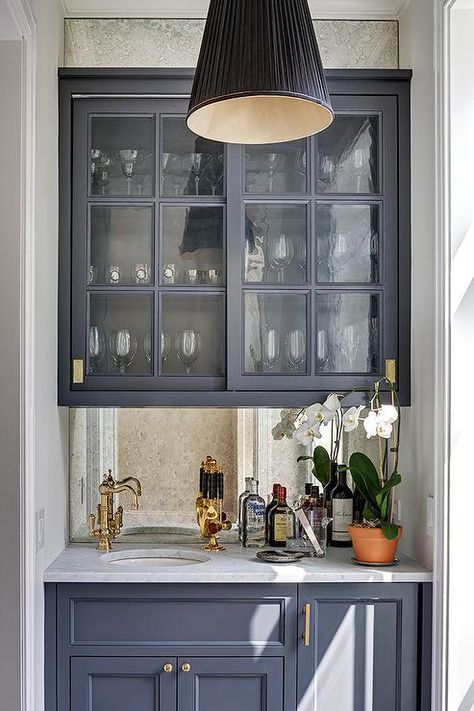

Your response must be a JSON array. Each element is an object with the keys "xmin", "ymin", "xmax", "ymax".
[
  {"xmin": 196, "ymin": 456, "xmax": 232, "ymax": 552},
  {"xmin": 89, "ymin": 469, "xmax": 142, "ymax": 551}
]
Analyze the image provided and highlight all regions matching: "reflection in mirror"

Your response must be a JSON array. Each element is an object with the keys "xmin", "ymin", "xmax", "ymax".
[{"xmin": 245, "ymin": 139, "xmax": 308, "ymax": 194}]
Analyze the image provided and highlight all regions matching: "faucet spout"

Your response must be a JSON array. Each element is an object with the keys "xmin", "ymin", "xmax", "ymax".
[{"xmin": 90, "ymin": 470, "xmax": 143, "ymax": 550}]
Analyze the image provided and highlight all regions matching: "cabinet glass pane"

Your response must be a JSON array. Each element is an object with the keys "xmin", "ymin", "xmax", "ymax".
[
  {"xmin": 161, "ymin": 117, "xmax": 225, "ymax": 197},
  {"xmin": 90, "ymin": 116, "xmax": 155, "ymax": 197},
  {"xmin": 245, "ymin": 203, "xmax": 308, "ymax": 284},
  {"xmin": 161, "ymin": 293, "xmax": 225, "ymax": 376},
  {"xmin": 161, "ymin": 206, "xmax": 224, "ymax": 285},
  {"xmin": 244, "ymin": 293, "xmax": 308, "ymax": 374},
  {"xmin": 316, "ymin": 115, "xmax": 379, "ymax": 194},
  {"xmin": 316, "ymin": 204, "xmax": 380, "ymax": 283},
  {"xmin": 245, "ymin": 139, "xmax": 308, "ymax": 194},
  {"xmin": 88, "ymin": 205, "xmax": 153, "ymax": 286},
  {"xmin": 316, "ymin": 292, "xmax": 380, "ymax": 373},
  {"xmin": 88, "ymin": 293, "xmax": 153, "ymax": 376}
]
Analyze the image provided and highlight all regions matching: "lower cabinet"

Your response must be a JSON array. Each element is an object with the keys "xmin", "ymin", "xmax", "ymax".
[
  {"xmin": 46, "ymin": 582, "xmax": 431, "ymax": 711},
  {"xmin": 70, "ymin": 656, "xmax": 283, "ymax": 711}
]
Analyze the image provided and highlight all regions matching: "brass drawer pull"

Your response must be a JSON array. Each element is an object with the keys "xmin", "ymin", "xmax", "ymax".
[
  {"xmin": 163, "ymin": 663, "xmax": 173, "ymax": 673},
  {"xmin": 181, "ymin": 663, "xmax": 191, "ymax": 673},
  {"xmin": 302, "ymin": 603, "xmax": 311, "ymax": 646}
]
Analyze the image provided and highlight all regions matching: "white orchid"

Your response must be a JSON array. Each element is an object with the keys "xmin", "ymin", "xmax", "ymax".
[
  {"xmin": 376, "ymin": 421, "xmax": 393, "ymax": 439},
  {"xmin": 306, "ymin": 402, "xmax": 336, "ymax": 428},
  {"xmin": 323, "ymin": 393, "xmax": 341, "ymax": 413},
  {"xmin": 294, "ymin": 422, "xmax": 322, "ymax": 445},
  {"xmin": 271, "ymin": 423, "xmax": 286, "ymax": 440},
  {"xmin": 343, "ymin": 405, "xmax": 365, "ymax": 432},
  {"xmin": 363, "ymin": 407, "xmax": 396, "ymax": 439},
  {"xmin": 363, "ymin": 410, "xmax": 378, "ymax": 438},
  {"xmin": 378, "ymin": 404, "xmax": 398, "ymax": 425}
]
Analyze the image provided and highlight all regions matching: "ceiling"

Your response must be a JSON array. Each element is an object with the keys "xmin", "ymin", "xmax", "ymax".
[{"xmin": 62, "ymin": 0, "xmax": 412, "ymax": 20}]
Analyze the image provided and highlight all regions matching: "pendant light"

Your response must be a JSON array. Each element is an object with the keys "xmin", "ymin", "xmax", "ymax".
[{"xmin": 187, "ymin": 0, "xmax": 334, "ymax": 145}]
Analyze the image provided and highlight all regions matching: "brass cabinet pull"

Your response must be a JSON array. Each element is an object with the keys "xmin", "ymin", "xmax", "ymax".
[
  {"xmin": 181, "ymin": 663, "xmax": 191, "ymax": 673},
  {"xmin": 302, "ymin": 603, "xmax": 311, "ymax": 646},
  {"xmin": 163, "ymin": 663, "xmax": 173, "ymax": 673}
]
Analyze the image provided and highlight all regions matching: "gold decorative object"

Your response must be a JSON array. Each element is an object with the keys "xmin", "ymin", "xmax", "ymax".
[
  {"xmin": 196, "ymin": 455, "xmax": 232, "ymax": 552},
  {"xmin": 89, "ymin": 469, "xmax": 142, "ymax": 552}
]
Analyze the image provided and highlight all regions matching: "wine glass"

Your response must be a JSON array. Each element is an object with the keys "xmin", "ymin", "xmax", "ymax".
[
  {"xmin": 144, "ymin": 332, "xmax": 152, "ymax": 364},
  {"xmin": 182, "ymin": 153, "xmax": 208, "ymax": 195},
  {"xmin": 161, "ymin": 331, "xmax": 171, "ymax": 363},
  {"xmin": 88, "ymin": 326, "xmax": 106, "ymax": 374},
  {"xmin": 205, "ymin": 154, "xmax": 224, "ymax": 195},
  {"xmin": 296, "ymin": 240, "xmax": 307, "ymax": 277},
  {"xmin": 327, "ymin": 232, "xmax": 349, "ymax": 281},
  {"xmin": 97, "ymin": 151, "xmax": 111, "ymax": 195},
  {"xmin": 261, "ymin": 328, "xmax": 280, "ymax": 371},
  {"xmin": 351, "ymin": 147, "xmax": 366, "ymax": 192},
  {"xmin": 317, "ymin": 329, "xmax": 329, "ymax": 372},
  {"xmin": 175, "ymin": 330, "xmax": 201, "ymax": 374},
  {"xmin": 266, "ymin": 152, "xmax": 279, "ymax": 192},
  {"xmin": 110, "ymin": 329, "xmax": 137, "ymax": 374},
  {"xmin": 341, "ymin": 324, "xmax": 360, "ymax": 371},
  {"xmin": 267, "ymin": 233, "xmax": 294, "ymax": 282},
  {"xmin": 296, "ymin": 148, "xmax": 307, "ymax": 188},
  {"xmin": 285, "ymin": 329, "xmax": 306, "ymax": 371},
  {"xmin": 319, "ymin": 155, "xmax": 337, "ymax": 190},
  {"xmin": 119, "ymin": 149, "xmax": 138, "ymax": 195}
]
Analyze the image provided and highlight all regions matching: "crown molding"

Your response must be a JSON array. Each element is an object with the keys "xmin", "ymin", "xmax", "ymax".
[{"xmin": 63, "ymin": 0, "xmax": 411, "ymax": 20}]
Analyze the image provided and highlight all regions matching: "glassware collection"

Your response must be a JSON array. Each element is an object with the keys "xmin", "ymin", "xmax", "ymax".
[
  {"xmin": 88, "ymin": 325, "xmax": 201, "ymax": 375},
  {"xmin": 162, "ymin": 151, "xmax": 224, "ymax": 196}
]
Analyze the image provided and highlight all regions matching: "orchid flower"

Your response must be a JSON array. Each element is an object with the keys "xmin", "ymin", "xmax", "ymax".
[
  {"xmin": 294, "ymin": 422, "xmax": 322, "ymax": 445},
  {"xmin": 343, "ymin": 405, "xmax": 365, "ymax": 432}
]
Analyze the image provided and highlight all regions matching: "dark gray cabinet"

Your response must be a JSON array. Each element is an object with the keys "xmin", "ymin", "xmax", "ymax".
[
  {"xmin": 45, "ymin": 581, "xmax": 430, "ymax": 711},
  {"xmin": 59, "ymin": 69, "xmax": 411, "ymax": 406}
]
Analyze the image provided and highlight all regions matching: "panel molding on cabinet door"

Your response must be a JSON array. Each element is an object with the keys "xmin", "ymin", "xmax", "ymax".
[
  {"xmin": 177, "ymin": 657, "xmax": 284, "ymax": 711},
  {"xmin": 297, "ymin": 583, "xmax": 418, "ymax": 711},
  {"xmin": 70, "ymin": 657, "xmax": 177, "ymax": 711}
]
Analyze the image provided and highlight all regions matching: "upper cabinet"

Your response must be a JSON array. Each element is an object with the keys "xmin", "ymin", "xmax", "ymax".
[{"xmin": 58, "ymin": 69, "xmax": 411, "ymax": 406}]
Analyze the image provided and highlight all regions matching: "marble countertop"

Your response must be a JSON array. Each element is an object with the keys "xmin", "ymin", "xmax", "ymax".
[{"xmin": 44, "ymin": 543, "xmax": 432, "ymax": 584}]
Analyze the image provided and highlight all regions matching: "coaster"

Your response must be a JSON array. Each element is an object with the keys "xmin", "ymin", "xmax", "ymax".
[
  {"xmin": 256, "ymin": 550, "xmax": 305, "ymax": 564},
  {"xmin": 351, "ymin": 557, "xmax": 400, "ymax": 567}
]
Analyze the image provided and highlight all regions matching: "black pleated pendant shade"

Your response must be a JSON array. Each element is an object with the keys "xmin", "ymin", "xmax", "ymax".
[{"xmin": 187, "ymin": 0, "xmax": 334, "ymax": 144}]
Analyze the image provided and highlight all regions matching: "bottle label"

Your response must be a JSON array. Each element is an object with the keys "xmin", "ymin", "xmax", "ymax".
[
  {"xmin": 332, "ymin": 499, "xmax": 353, "ymax": 542},
  {"xmin": 273, "ymin": 513, "xmax": 287, "ymax": 542}
]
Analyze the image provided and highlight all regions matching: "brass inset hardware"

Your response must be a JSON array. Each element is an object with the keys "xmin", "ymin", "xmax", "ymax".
[
  {"xmin": 196, "ymin": 455, "xmax": 232, "ymax": 552},
  {"xmin": 72, "ymin": 358, "xmax": 84, "ymax": 384},
  {"xmin": 302, "ymin": 603, "xmax": 311, "ymax": 647},
  {"xmin": 89, "ymin": 469, "xmax": 142, "ymax": 552},
  {"xmin": 163, "ymin": 663, "xmax": 173, "ymax": 673},
  {"xmin": 181, "ymin": 663, "xmax": 191, "ymax": 673},
  {"xmin": 385, "ymin": 358, "xmax": 396, "ymax": 384}
]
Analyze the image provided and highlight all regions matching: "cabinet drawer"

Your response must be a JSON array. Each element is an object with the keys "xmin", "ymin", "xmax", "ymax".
[{"xmin": 59, "ymin": 583, "xmax": 295, "ymax": 650}]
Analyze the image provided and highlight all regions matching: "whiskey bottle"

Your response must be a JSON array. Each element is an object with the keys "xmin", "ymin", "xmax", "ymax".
[{"xmin": 242, "ymin": 480, "xmax": 266, "ymax": 548}]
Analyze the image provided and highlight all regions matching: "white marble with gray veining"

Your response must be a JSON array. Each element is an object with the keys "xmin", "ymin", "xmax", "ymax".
[
  {"xmin": 44, "ymin": 543, "xmax": 432, "ymax": 584},
  {"xmin": 64, "ymin": 19, "xmax": 398, "ymax": 69}
]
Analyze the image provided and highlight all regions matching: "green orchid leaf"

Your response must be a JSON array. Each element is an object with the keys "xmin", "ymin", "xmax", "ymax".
[
  {"xmin": 378, "ymin": 471, "xmax": 402, "ymax": 499},
  {"xmin": 312, "ymin": 446, "xmax": 331, "ymax": 487},
  {"xmin": 349, "ymin": 452, "xmax": 380, "ymax": 506},
  {"xmin": 362, "ymin": 507, "xmax": 378, "ymax": 521},
  {"xmin": 296, "ymin": 455, "xmax": 314, "ymax": 463},
  {"xmin": 375, "ymin": 471, "xmax": 401, "ymax": 519},
  {"xmin": 381, "ymin": 521, "xmax": 399, "ymax": 540}
]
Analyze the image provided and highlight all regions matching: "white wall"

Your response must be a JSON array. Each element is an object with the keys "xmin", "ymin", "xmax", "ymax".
[
  {"xmin": 448, "ymin": 8, "xmax": 474, "ymax": 709},
  {"xmin": 398, "ymin": 0, "xmax": 436, "ymax": 570},
  {"xmin": 0, "ymin": 37, "xmax": 23, "ymax": 711}
]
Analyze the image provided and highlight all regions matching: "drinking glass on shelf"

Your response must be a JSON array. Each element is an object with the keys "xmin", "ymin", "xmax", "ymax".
[
  {"xmin": 144, "ymin": 332, "xmax": 152, "ymax": 364},
  {"xmin": 132, "ymin": 263, "xmax": 151, "ymax": 285},
  {"xmin": 351, "ymin": 147, "xmax": 366, "ymax": 192},
  {"xmin": 262, "ymin": 328, "xmax": 280, "ymax": 371},
  {"xmin": 119, "ymin": 149, "xmax": 138, "ymax": 195},
  {"xmin": 161, "ymin": 331, "xmax": 171, "ymax": 363},
  {"xmin": 110, "ymin": 329, "xmax": 137, "ymax": 374},
  {"xmin": 184, "ymin": 268, "xmax": 199, "ymax": 285},
  {"xmin": 182, "ymin": 153, "xmax": 209, "ymax": 195},
  {"xmin": 175, "ymin": 330, "xmax": 201, "ymax": 374},
  {"xmin": 327, "ymin": 232, "xmax": 349, "ymax": 281},
  {"xmin": 267, "ymin": 233, "xmax": 294, "ymax": 282},
  {"xmin": 163, "ymin": 264, "xmax": 177, "ymax": 284},
  {"xmin": 319, "ymin": 155, "xmax": 337, "ymax": 189},
  {"xmin": 285, "ymin": 329, "xmax": 306, "ymax": 371},
  {"xmin": 296, "ymin": 148, "xmax": 307, "ymax": 181},
  {"xmin": 266, "ymin": 153, "xmax": 279, "ymax": 192},
  {"xmin": 341, "ymin": 324, "xmax": 360, "ymax": 371},
  {"xmin": 317, "ymin": 329, "xmax": 329, "ymax": 371},
  {"xmin": 205, "ymin": 154, "xmax": 224, "ymax": 195},
  {"xmin": 296, "ymin": 240, "xmax": 307, "ymax": 276},
  {"xmin": 88, "ymin": 326, "xmax": 106, "ymax": 374},
  {"xmin": 106, "ymin": 265, "xmax": 121, "ymax": 285}
]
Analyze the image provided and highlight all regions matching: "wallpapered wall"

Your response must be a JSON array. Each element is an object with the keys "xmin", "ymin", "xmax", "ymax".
[{"xmin": 68, "ymin": 18, "xmax": 397, "ymax": 541}]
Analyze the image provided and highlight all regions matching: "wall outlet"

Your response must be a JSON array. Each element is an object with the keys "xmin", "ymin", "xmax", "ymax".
[
  {"xmin": 36, "ymin": 508, "xmax": 45, "ymax": 552},
  {"xmin": 426, "ymin": 495, "xmax": 434, "ymax": 537}
]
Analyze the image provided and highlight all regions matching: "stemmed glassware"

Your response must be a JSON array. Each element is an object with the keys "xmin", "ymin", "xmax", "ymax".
[
  {"xmin": 285, "ymin": 329, "xmax": 306, "ymax": 371},
  {"xmin": 296, "ymin": 148, "xmax": 307, "ymax": 189},
  {"xmin": 341, "ymin": 324, "xmax": 360, "ymax": 371},
  {"xmin": 319, "ymin": 155, "xmax": 337, "ymax": 190},
  {"xmin": 267, "ymin": 233, "xmax": 294, "ymax": 282},
  {"xmin": 205, "ymin": 154, "xmax": 224, "ymax": 195},
  {"xmin": 110, "ymin": 329, "xmax": 137, "ymax": 374},
  {"xmin": 266, "ymin": 153, "xmax": 279, "ymax": 192},
  {"xmin": 327, "ymin": 232, "xmax": 349, "ymax": 281},
  {"xmin": 296, "ymin": 240, "xmax": 307, "ymax": 278},
  {"xmin": 262, "ymin": 328, "xmax": 280, "ymax": 371},
  {"xmin": 175, "ymin": 329, "xmax": 201, "ymax": 374},
  {"xmin": 88, "ymin": 326, "xmax": 106, "ymax": 374},
  {"xmin": 119, "ymin": 149, "xmax": 138, "ymax": 195},
  {"xmin": 351, "ymin": 147, "xmax": 366, "ymax": 192},
  {"xmin": 144, "ymin": 331, "xmax": 171, "ymax": 366},
  {"xmin": 317, "ymin": 329, "xmax": 329, "ymax": 371},
  {"xmin": 182, "ymin": 153, "xmax": 209, "ymax": 195}
]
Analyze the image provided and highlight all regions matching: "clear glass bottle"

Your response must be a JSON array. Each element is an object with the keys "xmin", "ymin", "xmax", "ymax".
[
  {"xmin": 242, "ymin": 480, "xmax": 266, "ymax": 548},
  {"xmin": 331, "ymin": 470, "xmax": 354, "ymax": 548},
  {"xmin": 238, "ymin": 476, "xmax": 253, "ymax": 541}
]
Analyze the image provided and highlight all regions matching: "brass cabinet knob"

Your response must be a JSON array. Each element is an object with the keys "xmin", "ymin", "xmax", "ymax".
[
  {"xmin": 181, "ymin": 663, "xmax": 191, "ymax": 673},
  {"xmin": 163, "ymin": 663, "xmax": 173, "ymax": 673}
]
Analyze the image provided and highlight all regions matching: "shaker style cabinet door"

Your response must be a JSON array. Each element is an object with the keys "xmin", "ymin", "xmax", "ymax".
[
  {"xmin": 177, "ymin": 657, "xmax": 285, "ymax": 711},
  {"xmin": 297, "ymin": 584, "xmax": 419, "ymax": 711},
  {"xmin": 70, "ymin": 657, "xmax": 177, "ymax": 711}
]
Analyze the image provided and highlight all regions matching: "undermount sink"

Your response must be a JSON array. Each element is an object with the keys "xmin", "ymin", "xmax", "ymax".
[{"xmin": 101, "ymin": 548, "xmax": 210, "ymax": 568}]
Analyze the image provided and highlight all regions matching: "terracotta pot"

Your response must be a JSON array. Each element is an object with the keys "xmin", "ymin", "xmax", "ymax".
[{"xmin": 349, "ymin": 525, "xmax": 403, "ymax": 564}]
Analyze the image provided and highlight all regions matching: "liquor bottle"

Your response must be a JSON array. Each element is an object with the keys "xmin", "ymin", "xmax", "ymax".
[
  {"xmin": 242, "ymin": 480, "xmax": 266, "ymax": 548},
  {"xmin": 265, "ymin": 483, "xmax": 281, "ymax": 542},
  {"xmin": 268, "ymin": 486, "xmax": 296, "ymax": 548},
  {"xmin": 294, "ymin": 482, "xmax": 312, "ymax": 510},
  {"xmin": 238, "ymin": 477, "xmax": 253, "ymax": 541},
  {"xmin": 324, "ymin": 463, "xmax": 338, "ymax": 545},
  {"xmin": 331, "ymin": 470, "xmax": 354, "ymax": 548}
]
